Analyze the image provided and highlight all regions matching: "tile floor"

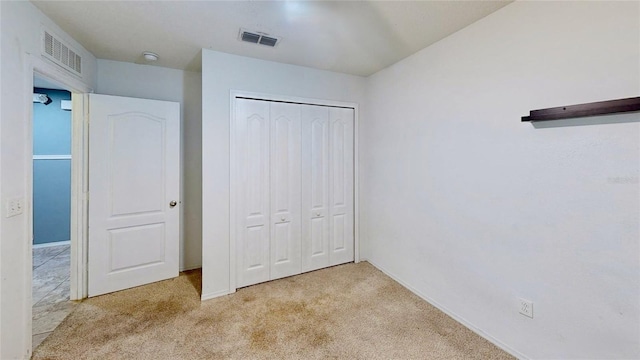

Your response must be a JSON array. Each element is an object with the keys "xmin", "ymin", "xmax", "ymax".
[{"xmin": 32, "ymin": 244, "xmax": 77, "ymax": 350}]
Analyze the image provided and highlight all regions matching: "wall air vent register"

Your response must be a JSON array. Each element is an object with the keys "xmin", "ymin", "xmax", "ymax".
[{"xmin": 42, "ymin": 29, "xmax": 83, "ymax": 76}]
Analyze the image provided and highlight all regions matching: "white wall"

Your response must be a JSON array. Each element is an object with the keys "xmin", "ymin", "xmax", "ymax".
[
  {"xmin": 362, "ymin": 1, "xmax": 639, "ymax": 359},
  {"xmin": 96, "ymin": 59, "xmax": 202, "ymax": 271},
  {"xmin": 0, "ymin": 2, "xmax": 97, "ymax": 358},
  {"xmin": 201, "ymin": 49, "xmax": 366, "ymax": 299}
]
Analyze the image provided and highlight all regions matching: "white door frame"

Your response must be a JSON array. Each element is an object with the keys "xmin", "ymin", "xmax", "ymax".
[
  {"xmin": 229, "ymin": 90, "xmax": 360, "ymax": 293},
  {"xmin": 26, "ymin": 55, "xmax": 92, "ymax": 314}
]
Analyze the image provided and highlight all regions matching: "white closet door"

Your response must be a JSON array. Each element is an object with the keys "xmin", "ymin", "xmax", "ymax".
[
  {"xmin": 301, "ymin": 105, "xmax": 331, "ymax": 272},
  {"xmin": 329, "ymin": 107, "xmax": 355, "ymax": 265},
  {"xmin": 270, "ymin": 102, "xmax": 302, "ymax": 280},
  {"xmin": 236, "ymin": 99, "xmax": 271, "ymax": 287}
]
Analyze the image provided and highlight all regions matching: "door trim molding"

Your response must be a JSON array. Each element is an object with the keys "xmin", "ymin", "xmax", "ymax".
[
  {"xmin": 70, "ymin": 93, "xmax": 90, "ymax": 301},
  {"xmin": 228, "ymin": 90, "xmax": 360, "ymax": 294},
  {"xmin": 25, "ymin": 53, "xmax": 92, "ymax": 357}
]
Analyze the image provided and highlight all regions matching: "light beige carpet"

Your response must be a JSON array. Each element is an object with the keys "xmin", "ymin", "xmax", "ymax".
[{"xmin": 33, "ymin": 262, "xmax": 513, "ymax": 359}]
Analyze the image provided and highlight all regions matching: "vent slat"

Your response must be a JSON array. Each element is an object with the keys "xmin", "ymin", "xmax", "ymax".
[
  {"xmin": 53, "ymin": 38, "xmax": 61, "ymax": 60},
  {"xmin": 61, "ymin": 43, "xmax": 69, "ymax": 65},
  {"xmin": 44, "ymin": 32, "xmax": 54, "ymax": 56},
  {"xmin": 68, "ymin": 50, "xmax": 76, "ymax": 70}
]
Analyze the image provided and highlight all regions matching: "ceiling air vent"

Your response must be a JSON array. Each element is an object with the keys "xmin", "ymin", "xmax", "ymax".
[
  {"xmin": 42, "ymin": 29, "xmax": 82, "ymax": 76},
  {"xmin": 239, "ymin": 29, "xmax": 279, "ymax": 47}
]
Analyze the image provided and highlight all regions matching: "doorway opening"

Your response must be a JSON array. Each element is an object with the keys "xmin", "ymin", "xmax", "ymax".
[
  {"xmin": 25, "ymin": 56, "xmax": 91, "ymax": 358},
  {"xmin": 31, "ymin": 76, "xmax": 77, "ymax": 350}
]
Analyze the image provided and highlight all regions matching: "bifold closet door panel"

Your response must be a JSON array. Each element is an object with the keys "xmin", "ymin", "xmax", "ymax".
[
  {"xmin": 329, "ymin": 108, "xmax": 355, "ymax": 265},
  {"xmin": 236, "ymin": 99, "xmax": 271, "ymax": 288},
  {"xmin": 269, "ymin": 102, "xmax": 302, "ymax": 280},
  {"xmin": 301, "ymin": 105, "xmax": 331, "ymax": 272}
]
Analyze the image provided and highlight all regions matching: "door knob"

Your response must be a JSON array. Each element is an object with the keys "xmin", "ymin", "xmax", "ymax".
[
  {"xmin": 316, "ymin": 212, "xmax": 320, "ymax": 216},
  {"xmin": 169, "ymin": 200, "xmax": 177, "ymax": 208},
  {"xmin": 281, "ymin": 216, "xmax": 285, "ymax": 221}
]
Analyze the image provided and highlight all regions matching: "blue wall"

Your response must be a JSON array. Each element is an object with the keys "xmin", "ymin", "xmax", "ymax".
[{"xmin": 33, "ymin": 88, "xmax": 71, "ymax": 245}]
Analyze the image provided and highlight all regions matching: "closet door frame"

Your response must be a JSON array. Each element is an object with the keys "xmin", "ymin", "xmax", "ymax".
[{"xmin": 229, "ymin": 90, "xmax": 360, "ymax": 293}]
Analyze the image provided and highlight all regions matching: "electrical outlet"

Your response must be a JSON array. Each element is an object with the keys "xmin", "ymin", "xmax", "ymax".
[
  {"xmin": 519, "ymin": 298, "xmax": 533, "ymax": 318},
  {"xmin": 6, "ymin": 197, "xmax": 24, "ymax": 217}
]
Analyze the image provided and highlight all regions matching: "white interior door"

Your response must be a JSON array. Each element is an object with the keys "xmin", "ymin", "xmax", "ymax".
[
  {"xmin": 329, "ymin": 107, "xmax": 355, "ymax": 265},
  {"xmin": 270, "ymin": 102, "xmax": 302, "ymax": 280},
  {"xmin": 301, "ymin": 105, "xmax": 331, "ymax": 272},
  {"xmin": 88, "ymin": 94, "xmax": 180, "ymax": 297},
  {"xmin": 236, "ymin": 99, "xmax": 271, "ymax": 287}
]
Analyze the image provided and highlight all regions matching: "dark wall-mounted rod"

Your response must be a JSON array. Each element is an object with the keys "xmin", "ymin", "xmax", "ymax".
[{"xmin": 522, "ymin": 96, "xmax": 640, "ymax": 122}]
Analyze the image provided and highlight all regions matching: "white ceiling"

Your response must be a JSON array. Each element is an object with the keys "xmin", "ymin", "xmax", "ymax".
[{"xmin": 31, "ymin": 1, "xmax": 512, "ymax": 76}]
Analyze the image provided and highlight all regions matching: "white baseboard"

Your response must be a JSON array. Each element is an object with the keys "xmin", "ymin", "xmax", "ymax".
[
  {"xmin": 180, "ymin": 264, "xmax": 202, "ymax": 272},
  {"xmin": 365, "ymin": 259, "xmax": 528, "ymax": 360},
  {"xmin": 33, "ymin": 240, "xmax": 70, "ymax": 249},
  {"xmin": 201, "ymin": 289, "xmax": 231, "ymax": 301}
]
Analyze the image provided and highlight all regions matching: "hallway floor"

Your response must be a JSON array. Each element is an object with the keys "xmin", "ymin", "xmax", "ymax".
[{"xmin": 32, "ymin": 244, "xmax": 77, "ymax": 350}]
